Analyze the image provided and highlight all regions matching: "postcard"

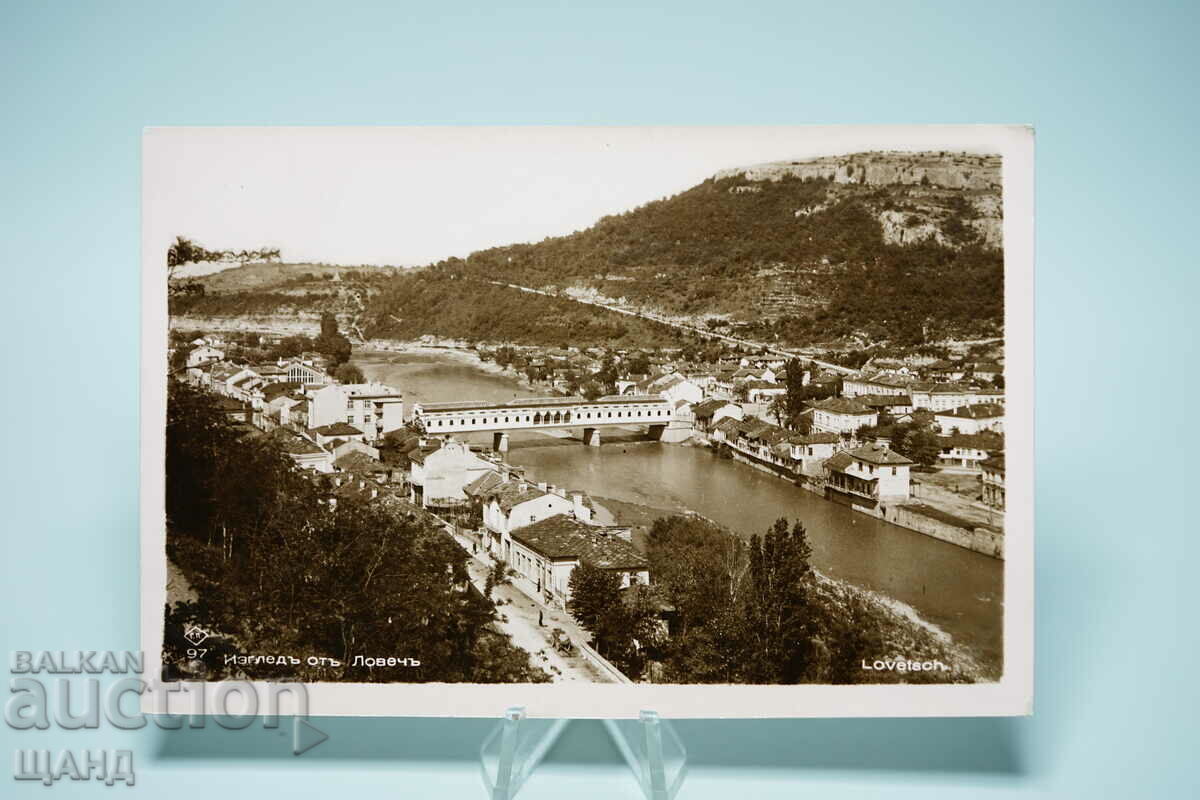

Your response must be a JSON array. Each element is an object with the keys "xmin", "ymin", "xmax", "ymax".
[{"xmin": 141, "ymin": 125, "xmax": 1033, "ymax": 718}]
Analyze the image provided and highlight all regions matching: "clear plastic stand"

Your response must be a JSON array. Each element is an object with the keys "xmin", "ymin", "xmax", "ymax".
[
  {"xmin": 479, "ymin": 708, "xmax": 687, "ymax": 800},
  {"xmin": 604, "ymin": 711, "xmax": 688, "ymax": 800},
  {"xmin": 480, "ymin": 707, "xmax": 568, "ymax": 800}
]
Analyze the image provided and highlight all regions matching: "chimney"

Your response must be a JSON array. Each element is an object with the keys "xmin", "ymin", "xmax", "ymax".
[
  {"xmin": 572, "ymin": 492, "xmax": 591, "ymax": 523},
  {"xmin": 537, "ymin": 481, "xmax": 547, "ymax": 492}
]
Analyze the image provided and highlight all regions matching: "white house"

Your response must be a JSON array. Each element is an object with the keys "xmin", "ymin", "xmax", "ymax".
[
  {"xmin": 824, "ymin": 442, "xmax": 914, "ymax": 504},
  {"xmin": 506, "ymin": 515, "xmax": 649, "ymax": 609},
  {"xmin": 482, "ymin": 480, "xmax": 584, "ymax": 541},
  {"xmin": 808, "ymin": 397, "xmax": 878, "ymax": 434},
  {"xmin": 186, "ymin": 345, "xmax": 225, "ymax": 368},
  {"xmin": 692, "ymin": 398, "xmax": 744, "ymax": 433},
  {"xmin": 307, "ymin": 382, "xmax": 404, "ymax": 442},
  {"xmin": 407, "ymin": 438, "xmax": 497, "ymax": 508},
  {"xmin": 934, "ymin": 404, "xmax": 1005, "ymax": 435}
]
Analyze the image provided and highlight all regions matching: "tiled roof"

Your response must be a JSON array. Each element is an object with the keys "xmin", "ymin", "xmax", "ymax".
[
  {"xmin": 488, "ymin": 480, "xmax": 548, "ymax": 513},
  {"xmin": 858, "ymin": 393, "xmax": 913, "ymax": 407},
  {"xmin": 334, "ymin": 450, "xmax": 388, "ymax": 473},
  {"xmin": 692, "ymin": 398, "xmax": 730, "ymax": 417},
  {"xmin": 310, "ymin": 422, "xmax": 364, "ymax": 437},
  {"xmin": 267, "ymin": 429, "xmax": 325, "ymax": 455},
  {"xmin": 845, "ymin": 443, "xmax": 914, "ymax": 466},
  {"xmin": 789, "ymin": 431, "xmax": 840, "ymax": 445},
  {"xmin": 510, "ymin": 515, "xmax": 648, "ymax": 570},
  {"xmin": 809, "ymin": 397, "xmax": 874, "ymax": 415},
  {"xmin": 262, "ymin": 381, "xmax": 303, "ymax": 401},
  {"xmin": 464, "ymin": 471, "xmax": 506, "ymax": 497},
  {"xmin": 938, "ymin": 404, "xmax": 1005, "ymax": 420}
]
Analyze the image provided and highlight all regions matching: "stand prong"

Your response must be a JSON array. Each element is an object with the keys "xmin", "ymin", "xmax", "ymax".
[
  {"xmin": 492, "ymin": 707, "xmax": 525, "ymax": 800},
  {"xmin": 604, "ymin": 710, "xmax": 688, "ymax": 800},
  {"xmin": 479, "ymin": 707, "xmax": 569, "ymax": 800}
]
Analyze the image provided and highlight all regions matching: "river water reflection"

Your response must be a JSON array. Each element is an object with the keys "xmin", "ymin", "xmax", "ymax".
[{"xmin": 357, "ymin": 349, "xmax": 1003, "ymax": 674}]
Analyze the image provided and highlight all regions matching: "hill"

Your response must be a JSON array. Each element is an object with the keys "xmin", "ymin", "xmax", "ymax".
[
  {"xmin": 170, "ymin": 151, "xmax": 1005, "ymax": 351},
  {"xmin": 416, "ymin": 151, "xmax": 1004, "ymax": 347}
]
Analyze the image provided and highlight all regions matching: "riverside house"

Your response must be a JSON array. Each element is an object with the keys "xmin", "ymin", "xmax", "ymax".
[{"xmin": 823, "ymin": 442, "xmax": 914, "ymax": 507}]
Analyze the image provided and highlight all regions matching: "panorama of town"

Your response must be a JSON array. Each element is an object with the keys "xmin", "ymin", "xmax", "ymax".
[{"xmin": 167, "ymin": 315, "xmax": 1005, "ymax": 686}]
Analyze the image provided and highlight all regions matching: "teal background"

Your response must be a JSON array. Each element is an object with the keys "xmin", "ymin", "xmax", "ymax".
[{"xmin": 2, "ymin": 0, "xmax": 1196, "ymax": 796}]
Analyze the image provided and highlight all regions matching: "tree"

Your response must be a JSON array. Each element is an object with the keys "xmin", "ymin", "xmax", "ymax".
[
  {"xmin": 335, "ymin": 363, "xmax": 365, "ymax": 384},
  {"xmin": 567, "ymin": 561, "xmax": 622, "ymax": 634},
  {"xmin": 741, "ymin": 519, "xmax": 815, "ymax": 683},
  {"xmin": 900, "ymin": 428, "xmax": 941, "ymax": 467},
  {"xmin": 314, "ymin": 312, "xmax": 353, "ymax": 368},
  {"xmin": 783, "ymin": 359, "xmax": 808, "ymax": 422},
  {"xmin": 626, "ymin": 351, "xmax": 651, "ymax": 376},
  {"xmin": 769, "ymin": 395, "xmax": 789, "ymax": 428},
  {"xmin": 164, "ymin": 381, "xmax": 549, "ymax": 684}
]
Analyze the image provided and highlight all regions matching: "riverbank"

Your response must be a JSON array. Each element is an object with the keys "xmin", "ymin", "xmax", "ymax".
[
  {"xmin": 709, "ymin": 437, "xmax": 1005, "ymax": 560},
  {"xmin": 587, "ymin": 495, "xmax": 989, "ymax": 682},
  {"xmin": 356, "ymin": 342, "xmax": 1004, "ymax": 675}
]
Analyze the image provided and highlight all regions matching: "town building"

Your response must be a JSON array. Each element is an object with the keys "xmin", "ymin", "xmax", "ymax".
[
  {"xmin": 842, "ymin": 373, "xmax": 914, "ymax": 399},
  {"xmin": 307, "ymin": 382, "xmax": 404, "ymax": 442},
  {"xmin": 935, "ymin": 403, "xmax": 1005, "ymax": 435},
  {"xmin": 691, "ymin": 398, "xmax": 744, "ymax": 433},
  {"xmin": 808, "ymin": 397, "xmax": 878, "ymax": 434},
  {"xmin": 936, "ymin": 433, "xmax": 1000, "ymax": 470},
  {"xmin": 281, "ymin": 356, "xmax": 331, "ymax": 385},
  {"xmin": 857, "ymin": 393, "xmax": 915, "ymax": 416},
  {"xmin": 407, "ymin": 438, "xmax": 498, "ymax": 508},
  {"xmin": 505, "ymin": 515, "xmax": 649, "ymax": 609},
  {"xmin": 308, "ymin": 421, "xmax": 368, "ymax": 448},
  {"xmin": 186, "ymin": 344, "xmax": 225, "ymax": 367},
  {"xmin": 980, "ymin": 454, "xmax": 1006, "ymax": 510},
  {"xmin": 482, "ymin": 480, "xmax": 582, "ymax": 541},
  {"xmin": 264, "ymin": 428, "xmax": 333, "ymax": 473},
  {"xmin": 824, "ymin": 442, "xmax": 914, "ymax": 506},
  {"xmin": 625, "ymin": 372, "xmax": 704, "ymax": 405},
  {"xmin": 744, "ymin": 380, "xmax": 787, "ymax": 403},
  {"xmin": 788, "ymin": 431, "xmax": 841, "ymax": 476}
]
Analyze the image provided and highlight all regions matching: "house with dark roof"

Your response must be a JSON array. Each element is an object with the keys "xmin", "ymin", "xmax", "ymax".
[
  {"xmin": 857, "ymin": 393, "xmax": 915, "ymax": 416},
  {"xmin": 505, "ymin": 515, "xmax": 648, "ymax": 609},
  {"xmin": 937, "ymin": 432, "xmax": 1002, "ymax": 470},
  {"xmin": 691, "ymin": 398, "xmax": 743, "ymax": 433},
  {"xmin": 264, "ymin": 427, "xmax": 333, "ymax": 472},
  {"xmin": 308, "ymin": 421, "xmax": 367, "ymax": 447},
  {"xmin": 824, "ymin": 442, "xmax": 914, "ymax": 505},
  {"xmin": 808, "ymin": 397, "xmax": 877, "ymax": 434},
  {"xmin": 482, "ymin": 479, "xmax": 581, "ymax": 537},
  {"xmin": 934, "ymin": 403, "xmax": 1005, "ymax": 435}
]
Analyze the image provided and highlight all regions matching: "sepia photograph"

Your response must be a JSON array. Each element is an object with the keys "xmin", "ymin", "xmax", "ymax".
[{"xmin": 140, "ymin": 126, "xmax": 1033, "ymax": 717}]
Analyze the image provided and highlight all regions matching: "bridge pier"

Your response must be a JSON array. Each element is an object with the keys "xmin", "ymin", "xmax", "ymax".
[
  {"xmin": 582, "ymin": 427, "xmax": 601, "ymax": 447},
  {"xmin": 493, "ymin": 431, "xmax": 509, "ymax": 453}
]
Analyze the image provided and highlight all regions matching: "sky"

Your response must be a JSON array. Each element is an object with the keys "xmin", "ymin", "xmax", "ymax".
[{"xmin": 144, "ymin": 126, "xmax": 1016, "ymax": 270}]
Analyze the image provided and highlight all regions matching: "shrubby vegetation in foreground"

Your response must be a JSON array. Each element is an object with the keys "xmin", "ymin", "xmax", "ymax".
[
  {"xmin": 569, "ymin": 515, "xmax": 982, "ymax": 684},
  {"xmin": 163, "ymin": 381, "xmax": 547, "ymax": 683}
]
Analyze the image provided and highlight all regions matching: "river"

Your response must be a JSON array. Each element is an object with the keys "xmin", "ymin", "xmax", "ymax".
[{"xmin": 355, "ymin": 348, "xmax": 1003, "ymax": 675}]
